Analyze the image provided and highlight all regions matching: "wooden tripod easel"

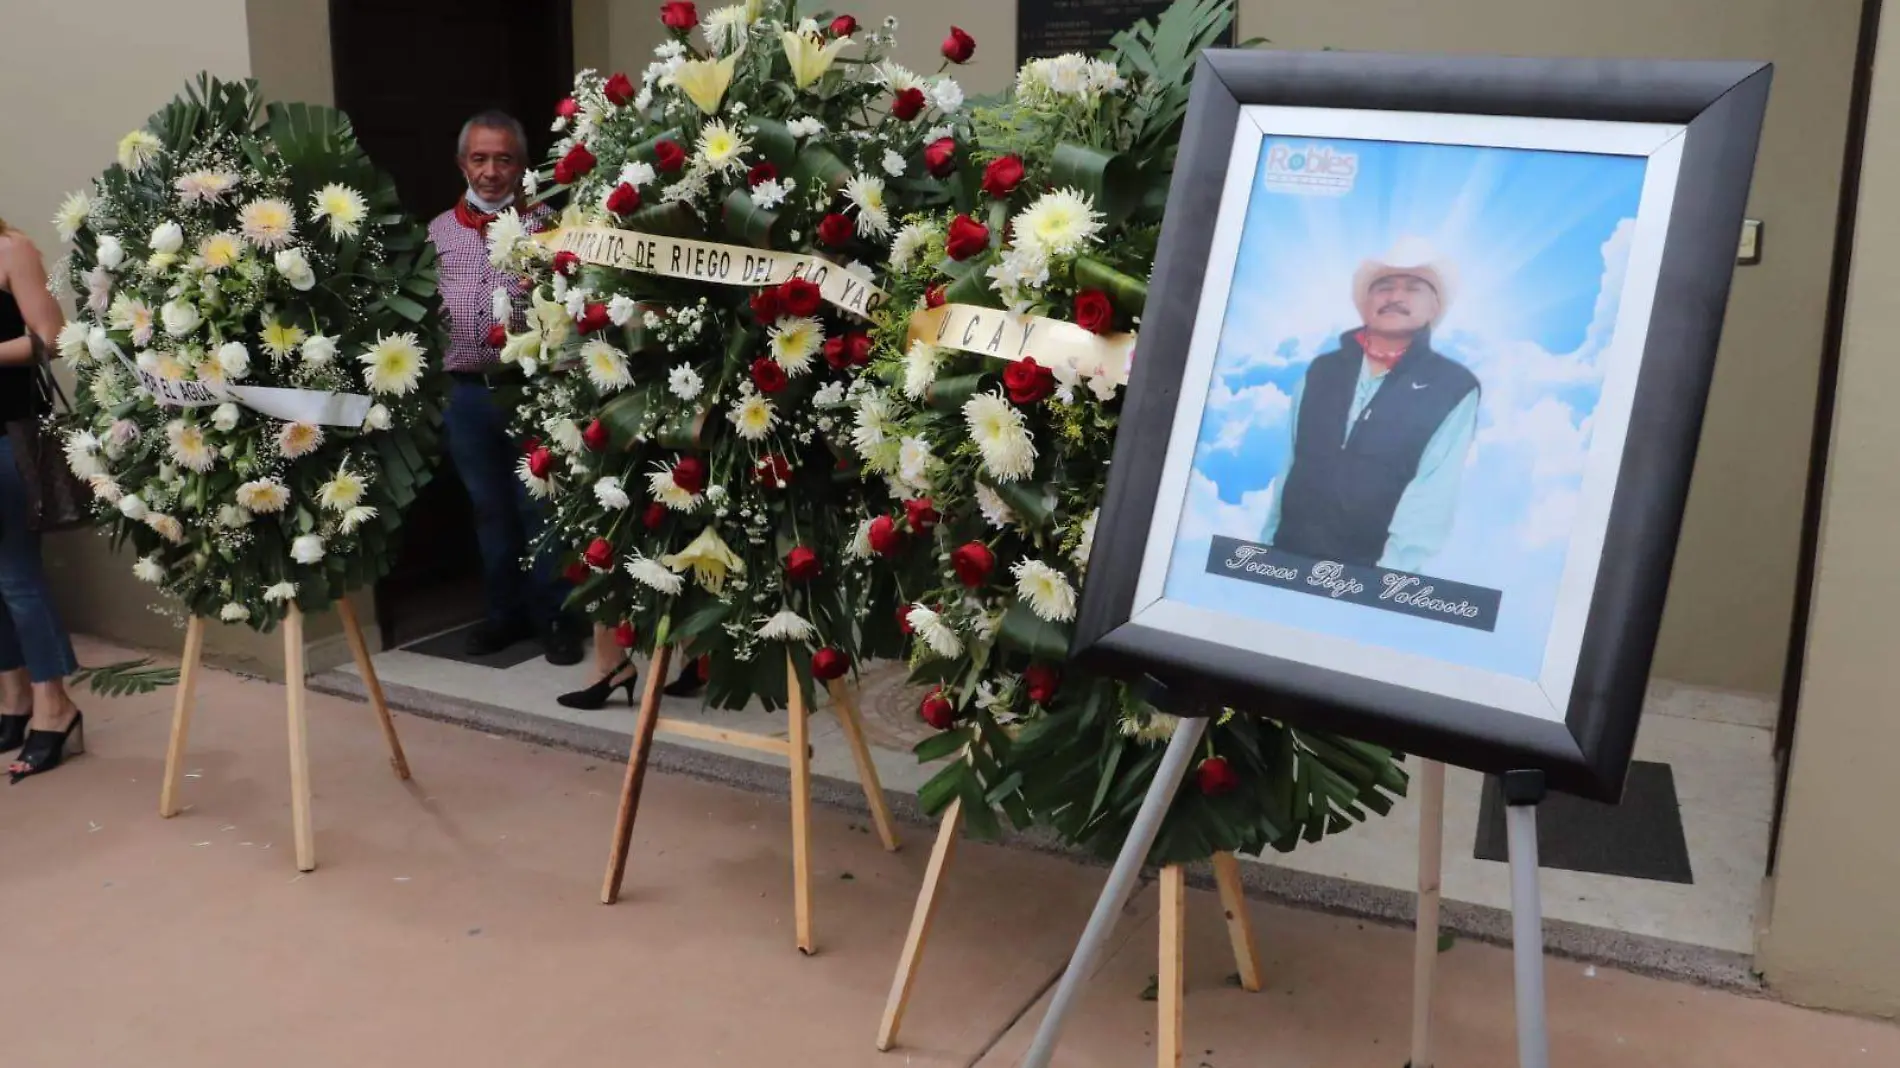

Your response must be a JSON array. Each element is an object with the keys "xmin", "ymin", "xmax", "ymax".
[
  {"xmin": 158, "ymin": 601, "xmax": 411, "ymax": 872},
  {"xmin": 876, "ymin": 799, "xmax": 1264, "ymax": 1066},
  {"xmin": 600, "ymin": 647, "xmax": 901, "ymax": 954}
]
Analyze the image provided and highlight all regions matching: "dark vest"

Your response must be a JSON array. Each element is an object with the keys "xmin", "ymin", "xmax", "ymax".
[{"xmin": 1274, "ymin": 331, "xmax": 1478, "ymax": 567}]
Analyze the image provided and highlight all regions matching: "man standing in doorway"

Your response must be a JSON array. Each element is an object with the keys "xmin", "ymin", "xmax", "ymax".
[
  {"xmin": 1261, "ymin": 237, "xmax": 1480, "ymax": 573},
  {"xmin": 427, "ymin": 110, "xmax": 582, "ymax": 664}
]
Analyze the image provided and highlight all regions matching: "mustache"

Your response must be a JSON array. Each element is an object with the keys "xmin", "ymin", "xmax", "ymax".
[{"xmin": 1376, "ymin": 301, "xmax": 1410, "ymax": 315}]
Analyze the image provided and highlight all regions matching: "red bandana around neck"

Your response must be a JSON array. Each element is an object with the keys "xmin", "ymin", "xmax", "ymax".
[
  {"xmin": 1356, "ymin": 329, "xmax": 1410, "ymax": 364},
  {"xmin": 454, "ymin": 197, "xmax": 499, "ymax": 232}
]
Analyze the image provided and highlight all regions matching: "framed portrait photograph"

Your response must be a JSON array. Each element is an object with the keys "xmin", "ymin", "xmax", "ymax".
[{"xmin": 1075, "ymin": 50, "xmax": 1772, "ymax": 798}]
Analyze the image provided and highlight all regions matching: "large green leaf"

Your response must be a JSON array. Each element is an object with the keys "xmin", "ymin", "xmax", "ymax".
[{"xmin": 996, "ymin": 600, "xmax": 1073, "ymax": 661}]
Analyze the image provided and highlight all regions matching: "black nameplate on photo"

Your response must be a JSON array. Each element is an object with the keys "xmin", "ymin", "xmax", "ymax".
[
  {"xmin": 1017, "ymin": 0, "xmax": 1236, "ymax": 63},
  {"xmin": 1204, "ymin": 535, "xmax": 1503, "ymax": 632}
]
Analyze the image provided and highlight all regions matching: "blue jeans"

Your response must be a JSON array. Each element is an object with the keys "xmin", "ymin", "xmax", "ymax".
[
  {"xmin": 442, "ymin": 378, "xmax": 567, "ymax": 629},
  {"xmin": 0, "ymin": 436, "xmax": 78, "ymax": 681}
]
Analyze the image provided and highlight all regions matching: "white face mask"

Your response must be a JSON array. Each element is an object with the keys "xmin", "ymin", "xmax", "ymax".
[{"xmin": 465, "ymin": 186, "xmax": 516, "ymax": 213}]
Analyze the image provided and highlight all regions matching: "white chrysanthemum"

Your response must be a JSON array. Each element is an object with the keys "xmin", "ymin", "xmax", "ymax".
[
  {"xmin": 750, "ymin": 178, "xmax": 791, "ymax": 210},
  {"xmin": 197, "ymin": 231, "xmax": 246, "ymax": 271},
  {"xmin": 618, "ymin": 160, "xmax": 658, "ymax": 189},
  {"xmin": 897, "ymin": 436, "xmax": 933, "ymax": 489},
  {"xmin": 159, "ymin": 298, "xmax": 200, "ymax": 339},
  {"xmin": 490, "ymin": 285, "xmax": 513, "ymax": 324},
  {"xmin": 273, "ymin": 247, "xmax": 316, "ymax": 291},
  {"xmin": 117, "ymin": 129, "xmax": 163, "ymax": 173},
  {"xmin": 987, "ymin": 242, "xmax": 1051, "ymax": 301},
  {"xmin": 264, "ymin": 582, "xmax": 298, "ymax": 602},
  {"xmin": 318, "ymin": 468, "xmax": 367, "ymax": 511},
  {"xmin": 220, "ymin": 603, "xmax": 251, "ymax": 623},
  {"xmin": 813, "ymin": 380, "xmax": 846, "ymax": 408},
  {"xmin": 646, "ymin": 465, "xmax": 702, "ymax": 512},
  {"xmin": 696, "ymin": 119, "xmax": 751, "ymax": 171},
  {"xmin": 64, "ymin": 431, "xmax": 102, "ymax": 479},
  {"xmin": 515, "ymin": 454, "xmax": 556, "ymax": 499},
  {"xmin": 626, "ymin": 553, "xmax": 685, "ymax": 596},
  {"xmin": 175, "ymin": 169, "xmax": 239, "ymax": 204},
  {"xmin": 1072, "ymin": 508, "xmax": 1099, "ymax": 569},
  {"xmin": 699, "ymin": 4, "xmax": 750, "ymax": 52},
  {"xmin": 906, "ymin": 605, "xmax": 964, "ymax": 658},
  {"xmin": 109, "ymin": 294, "xmax": 156, "ymax": 345},
  {"xmin": 1012, "ymin": 559, "xmax": 1078, "ymax": 622},
  {"xmin": 53, "ymin": 191, "xmax": 92, "ymax": 241},
  {"xmin": 55, "ymin": 320, "xmax": 90, "ymax": 363},
  {"xmin": 851, "ymin": 388, "xmax": 896, "ymax": 463},
  {"xmin": 842, "ymin": 174, "xmax": 891, "ymax": 238},
  {"xmin": 290, "ymin": 534, "xmax": 326, "ymax": 565},
  {"xmin": 544, "ymin": 416, "xmax": 585, "ymax": 454},
  {"xmin": 930, "ymin": 76, "xmax": 965, "ymax": 113},
  {"xmin": 604, "ymin": 294, "xmax": 637, "ymax": 327},
  {"xmin": 846, "ymin": 518, "xmax": 875, "ymax": 559},
  {"xmin": 889, "ymin": 222, "xmax": 937, "ymax": 271},
  {"xmin": 166, "ymin": 420, "xmax": 217, "ymax": 472},
  {"xmin": 881, "ymin": 150, "xmax": 907, "ymax": 177},
  {"xmin": 340, "ymin": 505, "xmax": 378, "ymax": 534},
  {"xmin": 311, "ymin": 183, "xmax": 368, "ymax": 239},
  {"xmin": 756, "ymin": 609, "xmax": 817, "ymax": 643},
  {"xmin": 216, "ymin": 341, "xmax": 252, "ymax": 380},
  {"xmin": 902, "ymin": 340, "xmax": 944, "ymax": 400},
  {"xmin": 301, "ymin": 333, "xmax": 337, "ymax": 367},
  {"xmin": 668, "ymin": 364, "xmax": 704, "ymax": 400},
  {"xmin": 237, "ymin": 478, "xmax": 290, "ymax": 513},
  {"xmin": 964, "ymin": 391, "xmax": 1038, "ymax": 482},
  {"xmin": 1085, "ymin": 58, "xmax": 1127, "ymax": 96},
  {"xmin": 261, "ymin": 319, "xmax": 307, "ymax": 359},
  {"xmin": 218, "ymin": 505, "xmax": 251, "ymax": 529},
  {"xmin": 239, "ymin": 198, "xmax": 297, "ymax": 250},
  {"xmin": 727, "ymin": 394, "xmax": 778, "ymax": 441},
  {"xmin": 593, "ymin": 476, "xmax": 631, "ymax": 510},
  {"xmin": 484, "ymin": 208, "xmax": 531, "ymax": 269},
  {"xmin": 86, "ymin": 473, "xmax": 123, "ymax": 503},
  {"xmin": 876, "ymin": 61, "xmax": 923, "ymax": 92},
  {"xmin": 787, "ymin": 115, "xmax": 824, "ymax": 138},
  {"xmin": 768, "ymin": 316, "xmax": 823, "ymax": 375},
  {"xmin": 147, "ymin": 513, "xmax": 184, "ymax": 544},
  {"xmin": 580, "ymin": 338, "xmax": 632, "ymax": 393},
  {"xmin": 360, "ymin": 331, "xmax": 426, "ymax": 395},
  {"xmin": 133, "ymin": 555, "xmax": 165, "ymax": 584},
  {"xmin": 1012, "ymin": 188, "xmax": 1105, "ymax": 257},
  {"xmin": 976, "ymin": 483, "xmax": 1016, "ymax": 529}
]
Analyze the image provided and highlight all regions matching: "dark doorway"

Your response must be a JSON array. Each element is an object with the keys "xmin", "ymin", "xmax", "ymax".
[{"xmin": 329, "ymin": 0, "xmax": 575, "ymax": 647}]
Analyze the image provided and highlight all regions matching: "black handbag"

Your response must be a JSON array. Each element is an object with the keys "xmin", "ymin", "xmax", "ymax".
[{"xmin": 6, "ymin": 333, "xmax": 91, "ymax": 533}]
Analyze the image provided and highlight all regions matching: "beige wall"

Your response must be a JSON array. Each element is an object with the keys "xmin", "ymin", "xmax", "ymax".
[
  {"xmin": 1757, "ymin": 0, "xmax": 1900, "ymax": 1018},
  {"xmin": 246, "ymin": 0, "xmax": 335, "ymax": 107}
]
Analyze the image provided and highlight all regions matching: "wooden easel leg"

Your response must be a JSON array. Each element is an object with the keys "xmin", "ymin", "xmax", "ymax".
[
  {"xmin": 158, "ymin": 616, "xmax": 206, "ymax": 818},
  {"xmin": 1411, "ymin": 758, "xmax": 1448, "ymax": 1068},
  {"xmin": 284, "ymin": 606, "xmax": 316, "ymax": 873},
  {"xmin": 827, "ymin": 679, "xmax": 899, "ymax": 852},
  {"xmin": 337, "ymin": 598, "xmax": 409, "ymax": 780},
  {"xmin": 787, "ymin": 652, "xmax": 815, "ymax": 954},
  {"xmin": 1158, "ymin": 864, "xmax": 1187, "ymax": 1068},
  {"xmin": 601, "ymin": 644, "xmax": 672, "ymax": 904},
  {"xmin": 1211, "ymin": 852, "xmax": 1263, "ymax": 992},
  {"xmin": 877, "ymin": 798, "xmax": 964, "ymax": 1051}
]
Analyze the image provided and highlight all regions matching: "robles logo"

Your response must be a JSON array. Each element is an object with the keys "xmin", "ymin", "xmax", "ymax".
[{"xmin": 1262, "ymin": 143, "xmax": 1358, "ymax": 197}]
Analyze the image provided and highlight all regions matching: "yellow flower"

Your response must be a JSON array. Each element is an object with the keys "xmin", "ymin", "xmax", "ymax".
[
  {"xmin": 261, "ymin": 319, "xmax": 307, "ymax": 359},
  {"xmin": 277, "ymin": 421, "xmax": 324, "ymax": 459},
  {"xmin": 239, "ymin": 198, "xmax": 297, "ymax": 250},
  {"xmin": 582, "ymin": 339, "xmax": 632, "ymax": 392},
  {"xmin": 117, "ymin": 130, "xmax": 163, "ymax": 173},
  {"xmin": 781, "ymin": 28, "xmax": 852, "ymax": 90},
  {"xmin": 359, "ymin": 331, "xmax": 427, "ymax": 395},
  {"xmin": 726, "ymin": 393, "xmax": 778, "ymax": 441},
  {"xmin": 768, "ymin": 316, "xmax": 823, "ymax": 376},
  {"xmin": 311, "ymin": 183, "xmax": 368, "ymax": 239},
  {"xmin": 674, "ymin": 48, "xmax": 744, "ymax": 114},
  {"xmin": 318, "ymin": 468, "xmax": 367, "ymax": 511},
  {"xmin": 696, "ymin": 120, "xmax": 751, "ymax": 171},
  {"xmin": 661, "ymin": 526, "xmax": 745, "ymax": 594},
  {"xmin": 236, "ymin": 478, "xmax": 290, "ymax": 514},
  {"xmin": 198, "ymin": 232, "xmax": 245, "ymax": 271}
]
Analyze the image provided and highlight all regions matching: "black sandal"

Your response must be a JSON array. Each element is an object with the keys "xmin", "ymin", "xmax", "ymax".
[
  {"xmin": 0, "ymin": 713, "xmax": 28, "ymax": 753},
  {"xmin": 9, "ymin": 710, "xmax": 84, "ymax": 783},
  {"xmin": 556, "ymin": 668, "xmax": 638, "ymax": 710}
]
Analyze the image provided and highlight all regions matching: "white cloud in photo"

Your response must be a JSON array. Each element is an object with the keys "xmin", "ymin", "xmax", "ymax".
[
  {"xmin": 1519, "ymin": 487, "xmax": 1579, "ymax": 549},
  {"xmin": 1178, "ymin": 469, "xmax": 1276, "ymax": 545},
  {"xmin": 1204, "ymin": 380, "xmax": 1292, "ymax": 453}
]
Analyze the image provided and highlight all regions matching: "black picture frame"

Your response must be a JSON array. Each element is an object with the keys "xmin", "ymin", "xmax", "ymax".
[{"xmin": 1072, "ymin": 50, "xmax": 1772, "ymax": 800}]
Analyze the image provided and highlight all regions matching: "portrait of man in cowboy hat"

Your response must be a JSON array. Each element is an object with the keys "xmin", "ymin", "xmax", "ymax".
[{"xmin": 1259, "ymin": 236, "xmax": 1481, "ymax": 572}]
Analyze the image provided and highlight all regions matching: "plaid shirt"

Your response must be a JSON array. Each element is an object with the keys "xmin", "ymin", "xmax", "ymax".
[{"xmin": 427, "ymin": 202, "xmax": 555, "ymax": 373}]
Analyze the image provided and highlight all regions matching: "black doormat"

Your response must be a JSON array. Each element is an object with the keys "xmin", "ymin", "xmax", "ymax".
[
  {"xmin": 402, "ymin": 622, "xmax": 544, "ymax": 670},
  {"xmin": 1473, "ymin": 760, "xmax": 1693, "ymax": 884}
]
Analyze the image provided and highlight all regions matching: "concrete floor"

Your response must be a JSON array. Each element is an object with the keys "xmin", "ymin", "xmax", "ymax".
[{"xmin": 6, "ymin": 639, "xmax": 1895, "ymax": 1067}]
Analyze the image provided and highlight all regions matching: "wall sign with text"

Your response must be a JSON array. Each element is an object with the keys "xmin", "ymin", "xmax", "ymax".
[{"xmin": 1017, "ymin": 0, "xmax": 1236, "ymax": 62}]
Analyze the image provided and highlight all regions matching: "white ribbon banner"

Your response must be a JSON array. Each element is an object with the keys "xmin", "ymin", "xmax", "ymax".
[
  {"xmin": 549, "ymin": 226, "xmax": 889, "ymax": 318},
  {"xmin": 907, "ymin": 303, "xmax": 1136, "ymax": 388},
  {"xmin": 112, "ymin": 345, "xmax": 372, "ymax": 428}
]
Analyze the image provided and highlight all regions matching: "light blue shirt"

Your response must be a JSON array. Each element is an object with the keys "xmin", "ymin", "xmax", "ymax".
[{"xmin": 1260, "ymin": 357, "xmax": 1479, "ymax": 573}]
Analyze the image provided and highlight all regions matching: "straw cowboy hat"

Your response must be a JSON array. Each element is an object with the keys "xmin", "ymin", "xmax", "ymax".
[{"xmin": 1352, "ymin": 236, "xmax": 1458, "ymax": 325}]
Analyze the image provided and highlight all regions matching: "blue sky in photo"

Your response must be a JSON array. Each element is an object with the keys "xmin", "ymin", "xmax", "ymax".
[{"xmin": 1163, "ymin": 134, "xmax": 1650, "ymax": 679}]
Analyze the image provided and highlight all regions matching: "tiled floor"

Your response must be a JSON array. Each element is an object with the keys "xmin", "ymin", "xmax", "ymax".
[{"xmin": 337, "ymin": 638, "xmax": 1779, "ymax": 956}]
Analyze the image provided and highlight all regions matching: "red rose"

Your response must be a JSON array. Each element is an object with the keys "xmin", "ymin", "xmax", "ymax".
[
  {"xmin": 604, "ymin": 72, "xmax": 636, "ymax": 106},
  {"xmin": 780, "ymin": 277, "xmax": 823, "ymax": 317},
  {"xmin": 1074, "ymin": 289, "xmax": 1114, "ymax": 334},
  {"xmin": 695, "ymin": 653, "xmax": 712, "ymax": 682},
  {"xmin": 527, "ymin": 446, "xmax": 555, "ymax": 479},
  {"xmin": 950, "ymin": 541, "xmax": 994, "ymax": 587},
  {"xmin": 653, "ymin": 139, "xmax": 685, "ymax": 173},
  {"xmin": 582, "ymin": 419, "xmax": 610, "ymax": 452},
  {"xmin": 867, "ymin": 514, "xmax": 905, "ymax": 557},
  {"xmin": 1023, "ymin": 663, "xmax": 1061, "ymax": 704},
  {"xmin": 552, "ymin": 249, "xmax": 581, "ymax": 276},
  {"xmin": 925, "ymin": 284, "xmax": 947, "ymax": 309},
  {"xmin": 982, "ymin": 154, "xmax": 1025, "ymax": 198},
  {"xmin": 828, "ymin": 14, "xmax": 858, "ymax": 36},
  {"xmin": 944, "ymin": 213, "xmax": 989, "ymax": 260},
  {"xmin": 556, "ymin": 97, "xmax": 581, "ymax": 120},
  {"xmin": 1004, "ymin": 356, "xmax": 1055, "ymax": 405},
  {"xmin": 812, "ymin": 646, "xmax": 850, "ymax": 681},
  {"xmin": 822, "ymin": 336, "xmax": 850, "ymax": 370},
  {"xmin": 847, "ymin": 332, "xmax": 873, "ymax": 366},
  {"xmin": 942, "ymin": 26, "xmax": 976, "ymax": 64},
  {"xmin": 784, "ymin": 545, "xmax": 822, "ymax": 583},
  {"xmin": 577, "ymin": 302, "xmax": 611, "ymax": 334},
  {"xmin": 924, "ymin": 137, "xmax": 957, "ymax": 178},
  {"xmin": 643, "ymin": 502, "xmax": 668, "ymax": 529},
  {"xmin": 659, "ymin": 1, "xmax": 698, "ymax": 30},
  {"xmin": 896, "ymin": 603, "xmax": 915, "ymax": 634},
  {"xmin": 756, "ymin": 453, "xmax": 793, "ymax": 488},
  {"xmin": 613, "ymin": 621, "xmax": 638, "ymax": 648},
  {"xmin": 749, "ymin": 287, "xmax": 781, "ymax": 322},
  {"xmin": 484, "ymin": 323, "xmax": 506, "ymax": 348},
  {"xmin": 817, "ymin": 212, "xmax": 855, "ymax": 249},
  {"xmin": 671, "ymin": 455, "xmax": 708, "ymax": 495},
  {"xmin": 605, "ymin": 182, "xmax": 641, "ymax": 216},
  {"xmin": 747, "ymin": 161, "xmax": 779, "ymax": 188},
  {"xmin": 904, "ymin": 497, "xmax": 940, "ymax": 532},
  {"xmin": 555, "ymin": 142, "xmax": 597, "ymax": 185},
  {"xmin": 751, "ymin": 356, "xmax": 788, "ymax": 394},
  {"xmin": 919, "ymin": 688, "xmax": 957, "ymax": 730},
  {"xmin": 1196, "ymin": 756, "xmax": 1240, "ymax": 796},
  {"xmin": 891, "ymin": 87, "xmax": 926, "ymax": 121},
  {"xmin": 584, "ymin": 537, "xmax": 615, "ymax": 571},
  {"xmin": 563, "ymin": 560, "xmax": 589, "ymax": 584}
]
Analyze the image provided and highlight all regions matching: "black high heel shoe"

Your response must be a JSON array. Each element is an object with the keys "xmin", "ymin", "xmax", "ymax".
[
  {"xmin": 557, "ymin": 670, "xmax": 638, "ymax": 710},
  {"xmin": 9, "ymin": 710, "xmax": 84, "ymax": 783},
  {"xmin": 0, "ymin": 713, "xmax": 29, "ymax": 753}
]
